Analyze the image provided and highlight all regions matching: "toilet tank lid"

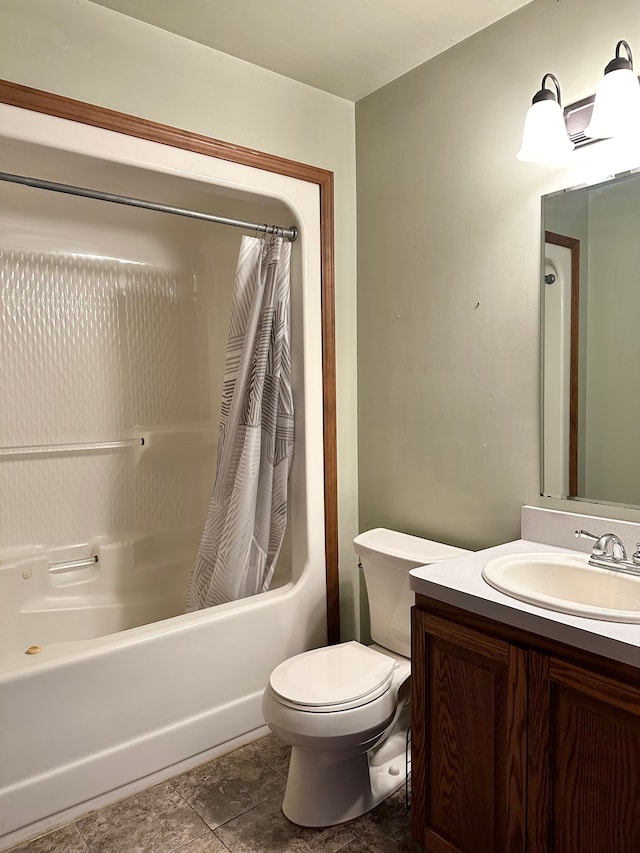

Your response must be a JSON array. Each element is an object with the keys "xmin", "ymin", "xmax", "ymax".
[{"xmin": 353, "ymin": 527, "xmax": 469, "ymax": 564}]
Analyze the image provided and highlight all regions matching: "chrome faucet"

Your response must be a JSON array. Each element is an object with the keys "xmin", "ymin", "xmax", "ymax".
[{"xmin": 575, "ymin": 529, "xmax": 640, "ymax": 575}]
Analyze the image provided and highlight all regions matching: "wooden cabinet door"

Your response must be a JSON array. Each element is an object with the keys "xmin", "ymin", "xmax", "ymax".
[
  {"xmin": 528, "ymin": 652, "xmax": 640, "ymax": 853},
  {"xmin": 411, "ymin": 608, "xmax": 527, "ymax": 853}
]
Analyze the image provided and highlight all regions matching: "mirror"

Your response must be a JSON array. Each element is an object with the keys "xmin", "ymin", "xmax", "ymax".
[{"xmin": 541, "ymin": 171, "xmax": 640, "ymax": 508}]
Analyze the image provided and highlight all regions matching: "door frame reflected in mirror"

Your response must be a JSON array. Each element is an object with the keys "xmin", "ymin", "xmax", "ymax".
[{"xmin": 544, "ymin": 230, "xmax": 580, "ymax": 498}]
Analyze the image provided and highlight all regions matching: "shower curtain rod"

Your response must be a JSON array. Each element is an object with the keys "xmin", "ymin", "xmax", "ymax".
[{"xmin": 0, "ymin": 171, "xmax": 299, "ymax": 242}]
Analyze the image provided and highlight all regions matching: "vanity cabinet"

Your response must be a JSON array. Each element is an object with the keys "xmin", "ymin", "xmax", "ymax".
[
  {"xmin": 527, "ymin": 652, "xmax": 640, "ymax": 853},
  {"xmin": 411, "ymin": 598, "xmax": 640, "ymax": 853}
]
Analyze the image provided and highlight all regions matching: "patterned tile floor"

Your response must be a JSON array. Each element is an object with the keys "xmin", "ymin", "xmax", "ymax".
[{"xmin": 9, "ymin": 735, "xmax": 420, "ymax": 853}]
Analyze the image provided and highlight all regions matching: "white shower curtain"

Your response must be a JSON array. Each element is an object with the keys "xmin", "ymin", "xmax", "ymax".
[{"xmin": 187, "ymin": 234, "xmax": 294, "ymax": 609}]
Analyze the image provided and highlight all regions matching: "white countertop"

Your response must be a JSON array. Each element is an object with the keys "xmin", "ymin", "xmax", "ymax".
[{"xmin": 410, "ymin": 539, "xmax": 640, "ymax": 669}]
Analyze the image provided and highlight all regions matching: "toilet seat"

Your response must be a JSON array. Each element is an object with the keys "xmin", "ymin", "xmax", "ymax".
[{"xmin": 269, "ymin": 641, "xmax": 397, "ymax": 713}]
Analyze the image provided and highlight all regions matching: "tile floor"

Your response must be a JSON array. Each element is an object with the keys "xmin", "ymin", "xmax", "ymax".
[{"xmin": 9, "ymin": 735, "xmax": 420, "ymax": 853}]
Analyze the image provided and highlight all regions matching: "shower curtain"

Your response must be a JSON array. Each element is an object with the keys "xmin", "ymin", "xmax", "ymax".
[{"xmin": 187, "ymin": 234, "xmax": 294, "ymax": 609}]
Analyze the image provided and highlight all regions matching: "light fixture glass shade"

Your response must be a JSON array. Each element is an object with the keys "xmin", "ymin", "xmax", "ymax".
[
  {"xmin": 517, "ymin": 99, "xmax": 575, "ymax": 163},
  {"xmin": 584, "ymin": 67, "xmax": 640, "ymax": 138}
]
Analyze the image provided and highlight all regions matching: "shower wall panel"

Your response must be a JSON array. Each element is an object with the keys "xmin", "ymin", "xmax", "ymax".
[
  {"xmin": 0, "ymin": 245, "xmax": 212, "ymax": 551},
  {"xmin": 0, "ymin": 177, "xmax": 293, "ymax": 603}
]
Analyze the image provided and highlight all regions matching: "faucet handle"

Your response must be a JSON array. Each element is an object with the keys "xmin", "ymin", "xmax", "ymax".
[
  {"xmin": 575, "ymin": 529, "xmax": 599, "ymax": 541},
  {"xmin": 575, "ymin": 530, "xmax": 605, "ymax": 555},
  {"xmin": 633, "ymin": 543, "xmax": 640, "ymax": 566},
  {"xmin": 574, "ymin": 529, "xmax": 626, "ymax": 559}
]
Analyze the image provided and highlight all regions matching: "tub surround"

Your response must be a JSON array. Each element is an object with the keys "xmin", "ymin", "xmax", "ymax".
[{"xmin": 0, "ymin": 102, "xmax": 327, "ymax": 851}]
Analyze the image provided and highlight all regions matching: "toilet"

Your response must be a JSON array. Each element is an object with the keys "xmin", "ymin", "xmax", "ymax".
[{"xmin": 262, "ymin": 527, "xmax": 469, "ymax": 827}]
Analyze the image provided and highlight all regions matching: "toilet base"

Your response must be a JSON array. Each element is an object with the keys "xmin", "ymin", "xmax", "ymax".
[{"xmin": 282, "ymin": 738, "xmax": 409, "ymax": 828}]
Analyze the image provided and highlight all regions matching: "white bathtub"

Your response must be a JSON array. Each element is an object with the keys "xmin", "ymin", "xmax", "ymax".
[
  {"xmin": 0, "ymin": 534, "xmax": 326, "ymax": 847},
  {"xmin": 0, "ymin": 529, "xmax": 207, "ymax": 658},
  {"xmin": 0, "ymin": 102, "xmax": 327, "ymax": 849}
]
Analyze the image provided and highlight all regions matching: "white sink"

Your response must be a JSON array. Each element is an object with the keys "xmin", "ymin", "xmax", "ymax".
[{"xmin": 482, "ymin": 552, "xmax": 640, "ymax": 622}]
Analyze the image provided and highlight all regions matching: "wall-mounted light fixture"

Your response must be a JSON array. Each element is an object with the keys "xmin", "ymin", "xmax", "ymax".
[
  {"xmin": 585, "ymin": 40, "xmax": 640, "ymax": 139},
  {"xmin": 517, "ymin": 73, "xmax": 574, "ymax": 163},
  {"xmin": 518, "ymin": 39, "xmax": 640, "ymax": 163}
]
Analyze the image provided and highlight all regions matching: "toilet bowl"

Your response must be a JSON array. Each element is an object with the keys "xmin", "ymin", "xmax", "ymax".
[
  {"xmin": 262, "ymin": 528, "xmax": 469, "ymax": 827},
  {"xmin": 263, "ymin": 641, "xmax": 410, "ymax": 826}
]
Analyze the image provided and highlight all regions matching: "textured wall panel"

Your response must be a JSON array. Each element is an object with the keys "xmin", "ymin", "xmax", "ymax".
[{"xmin": 0, "ymin": 249, "xmax": 214, "ymax": 553}]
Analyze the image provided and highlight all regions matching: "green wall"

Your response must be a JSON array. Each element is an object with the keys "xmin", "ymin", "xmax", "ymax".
[{"xmin": 356, "ymin": 0, "xmax": 640, "ymax": 551}]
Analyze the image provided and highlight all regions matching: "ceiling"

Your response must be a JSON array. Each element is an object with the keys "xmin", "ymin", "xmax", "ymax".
[{"xmin": 89, "ymin": 0, "xmax": 532, "ymax": 101}]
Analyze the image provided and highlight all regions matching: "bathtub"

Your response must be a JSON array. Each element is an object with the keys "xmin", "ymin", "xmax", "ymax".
[
  {"xmin": 0, "ymin": 531, "xmax": 326, "ymax": 848},
  {"xmin": 0, "ymin": 101, "xmax": 327, "ymax": 848}
]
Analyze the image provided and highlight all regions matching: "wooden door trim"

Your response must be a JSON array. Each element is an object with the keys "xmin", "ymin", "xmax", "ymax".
[
  {"xmin": 0, "ymin": 79, "xmax": 340, "ymax": 642},
  {"xmin": 544, "ymin": 231, "xmax": 580, "ymax": 498}
]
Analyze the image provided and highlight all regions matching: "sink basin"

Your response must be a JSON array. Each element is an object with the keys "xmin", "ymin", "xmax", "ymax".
[{"xmin": 482, "ymin": 552, "xmax": 640, "ymax": 622}]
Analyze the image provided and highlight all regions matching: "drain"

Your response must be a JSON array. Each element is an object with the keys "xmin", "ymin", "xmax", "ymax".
[{"xmin": 25, "ymin": 645, "xmax": 42, "ymax": 655}]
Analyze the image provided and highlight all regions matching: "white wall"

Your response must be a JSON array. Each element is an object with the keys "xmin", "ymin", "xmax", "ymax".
[
  {"xmin": 356, "ymin": 0, "xmax": 640, "ymax": 550},
  {"xmin": 0, "ymin": 0, "xmax": 361, "ymax": 636}
]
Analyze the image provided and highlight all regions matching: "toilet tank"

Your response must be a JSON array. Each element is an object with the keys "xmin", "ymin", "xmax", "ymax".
[{"xmin": 353, "ymin": 528, "xmax": 469, "ymax": 658}]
